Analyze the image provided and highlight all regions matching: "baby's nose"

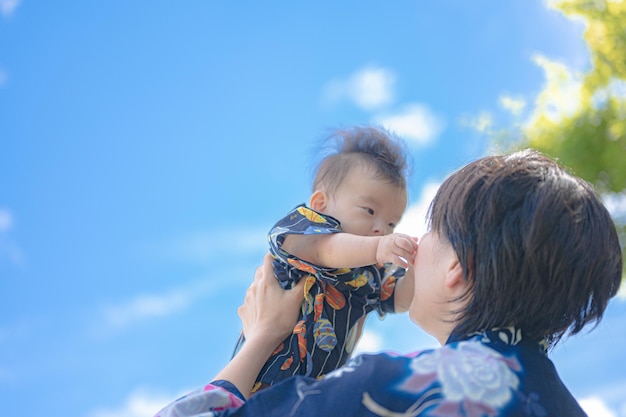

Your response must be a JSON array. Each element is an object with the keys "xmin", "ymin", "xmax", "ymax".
[{"xmin": 372, "ymin": 221, "xmax": 390, "ymax": 236}]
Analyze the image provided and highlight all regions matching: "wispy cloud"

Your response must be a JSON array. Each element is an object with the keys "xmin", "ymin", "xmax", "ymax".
[
  {"xmin": 617, "ymin": 284, "xmax": 626, "ymax": 301},
  {"xmin": 592, "ymin": 79, "xmax": 626, "ymax": 116},
  {"xmin": 98, "ymin": 279, "xmax": 218, "ymax": 332},
  {"xmin": 353, "ymin": 329, "xmax": 383, "ymax": 356},
  {"xmin": 134, "ymin": 227, "xmax": 268, "ymax": 265},
  {"xmin": 459, "ymin": 111, "xmax": 494, "ymax": 134},
  {"xmin": 528, "ymin": 54, "xmax": 583, "ymax": 124},
  {"xmin": 463, "ymin": 55, "xmax": 584, "ymax": 137},
  {"xmin": 0, "ymin": 0, "xmax": 21, "ymax": 17},
  {"xmin": 396, "ymin": 182, "xmax": 441, "ymax": 238},
  {"xmin": 603, "ymin": 192, "xmax": 626, "ymax": 222},
  {"xmin": 86, "ymin": 388, "xmax": 181, "ymax": 417},
  {"xmin": 499, "ymin": 95, "xmax": 527, "ymax": 116},
  {"xmin": 374, "ymin": 104, "xmax": 444, "ymax": 146},
  {"xmin": 0, "ymin": 208, "xmax": 12, "ymax": 232},
  {"xmin": 0, "ymin": 208, "xmax": 24, "ymax": 266},
  {"xmin": 579, "ymin": 396, "xmax": 619, "ymax": 417},
  {"xmin": 322, "ymin": 66, "xmax": 396, "ymax": 111}
]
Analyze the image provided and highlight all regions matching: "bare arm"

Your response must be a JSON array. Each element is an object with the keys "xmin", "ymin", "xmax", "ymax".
[
  {"xmin": 393, "ymin": 267, "xmax": 414, "ymax": 313},
  {"xmin": 282, "ymin": 232, "xmax": 417, "ymax": 269},
  {"xmin": 213, "ymin": 253, "xmax": 305, "ymax": 398}
]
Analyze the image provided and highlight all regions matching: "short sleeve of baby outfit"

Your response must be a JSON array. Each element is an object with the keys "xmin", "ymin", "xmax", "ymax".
[{"xmin": 268, "ymin": 204, "xmax": 344, "ymax": 288}]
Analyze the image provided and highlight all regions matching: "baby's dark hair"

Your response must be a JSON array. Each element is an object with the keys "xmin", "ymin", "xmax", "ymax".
[
  {"xmin": 428, "ymin": 149, "xmax": 623, "ymax": 348},
  {"xmin": 312, "ymin": 125, "xmax": 409, "ymax": 195}
]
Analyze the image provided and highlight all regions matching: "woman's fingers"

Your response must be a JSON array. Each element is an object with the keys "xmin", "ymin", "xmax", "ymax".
[{"xmin": 238, "ymin": 253, "xmax": 304, "ymax": 345}]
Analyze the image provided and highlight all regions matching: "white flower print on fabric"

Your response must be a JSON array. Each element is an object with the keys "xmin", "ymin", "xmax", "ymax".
[
  {"xmin": 155, "ymin": 384, "xmax": 245, "ymax": 417},
  {"xmin": 475, "ymin": 327, "xmax": 523, "ymax": 346},
  {"xmin": 399, "ymin": 341, "xmax": 521, "ymax": 416},
  {"xmin": 497, "ymin": 327, "xmax": 522, "ymax": 345},
  {"xmin": 323, "ymin": 355, "xmax": 363, "ymax": 380},
  {"xmin": 323, "ymin": 363, "xmax": 357, "ymax": 380}
]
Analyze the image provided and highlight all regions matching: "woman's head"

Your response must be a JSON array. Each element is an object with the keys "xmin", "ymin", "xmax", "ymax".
[{"xmin": 428, "ymin": 149, "xmax": 622, "ymax": 347}]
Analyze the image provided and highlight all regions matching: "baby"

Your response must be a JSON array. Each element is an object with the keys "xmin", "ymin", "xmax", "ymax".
[{"xmin": 235, "ymin": 125, "xmax": 417, "ymax": 393}]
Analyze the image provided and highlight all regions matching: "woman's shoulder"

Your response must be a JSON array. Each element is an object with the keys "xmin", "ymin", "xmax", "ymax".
[{"xmin": 249, "ymin": 338, "xmax": 583, "ymax": 416}]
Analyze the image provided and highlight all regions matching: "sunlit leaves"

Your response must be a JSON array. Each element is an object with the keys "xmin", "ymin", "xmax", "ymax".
[{"xmin": 504, "ymin": 0, "xmax": 626, "ymax": 276}]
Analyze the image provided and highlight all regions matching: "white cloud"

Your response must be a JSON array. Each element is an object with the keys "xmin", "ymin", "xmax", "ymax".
[
  {"xmin": 352, "ymin": 329, "xmax": 383, "ymax": 356},
  {"xmin": 579, "ymin": 396, "xmax": 617, "ymax": 417},
  {"xmin": 617, "ymin": 283, "xmax": 626, "ymax": 301},
  {"xmin": 103, "ymin": 293, "xmax": 188, "ymax": 328},
  {"xmin": 0, "ymin": 0, "xmax": 20, "ymax": 17},
  {"xmin": 374, "ymin": 104, "xmax": 444, "ymax": 146},
  {"xmin": 134, "ymin": 227, "xmax": 268, "ymax": 265},
  {"xmin": 0, "ymin": 208, "xmax": 24, "ymax": 266},
  {"xmin": 0, "ymin": 208, "xmax": 12, "ymax": 232},
  {"xmin": 499, "ymin": 95, "xmax": 527, "ymax": 116},
  {"xmin": 323, "ymin": 66, "xmax": 396, "ymax": 111},
  {"xmin": 602, "ymin": 191, "xmax": 626, "ymax": 302},
  {"xmin": 603, "ymin": 192, "xmax": 626, "ymax": 222},
  {"xmin": 460, "ymin": 111, "xmax": 494, "ymax": 133},
  {"xmin": 396, "ymin": 182, "xmax": 441, "ymax": 239},
  {"xmin": 592, "ymin": 78, "xmax": 626, "ymax": 113},
  {"xmin": 87, "ymin": 389, "xmax": 179, "ymax": 417},
  {"xmin": 528, "ymin": 54, "xmax": 583, "ymax": 125},
  {"xmin": 100, "ymin": 279, "xmax": 218, "ymax": 331}
]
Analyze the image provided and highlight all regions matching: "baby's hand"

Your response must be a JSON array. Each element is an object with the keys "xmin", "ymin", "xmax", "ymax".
[{"xmin": 376, "ymin": 233, "xmax": 418, "ymax": 268}]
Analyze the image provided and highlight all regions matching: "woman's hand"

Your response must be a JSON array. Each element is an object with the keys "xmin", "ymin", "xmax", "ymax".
[
  {"xmin": 238, "ymin": 252, "xmax": 305, "ymax": 348},
  {"xmin": 213, "ymin": 252, "xmax": 305, "ymax": 398}
]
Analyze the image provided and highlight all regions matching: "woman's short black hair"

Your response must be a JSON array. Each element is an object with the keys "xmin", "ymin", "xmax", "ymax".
[{"xmin": 429, "ymin": 149, "xmax": 623, "ymax": 347}]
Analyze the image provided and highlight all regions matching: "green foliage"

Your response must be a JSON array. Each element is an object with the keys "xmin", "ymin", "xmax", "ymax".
[
  {"xmin": 500, "ymin": 0, "xmax": 626, "ymax": 279},
  {"xmin": 559, "ymin": 0, "xmax": 626, "ymax": 89},
  {"xmin": 527, "ymin": 98, "xmax": 626, "ymax": 193},
  {"xmin": 522, "ymin": 0, "xmax": 626, "ymax": 193}
]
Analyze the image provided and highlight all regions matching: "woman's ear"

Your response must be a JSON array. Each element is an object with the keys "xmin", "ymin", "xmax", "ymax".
[
  {"xmin": 309, "ymin": 190, "xmax": 328, "ymax": 212},
  {"xmin": 444, "ymin": 259, "xmax": 466, "ymax": 293}
]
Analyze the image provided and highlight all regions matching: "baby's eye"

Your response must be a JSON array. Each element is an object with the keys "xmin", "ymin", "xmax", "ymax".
[
  {"xmin": 388, "ymin": 223, "xmax": 396, "ymax": 229},
  {"xmin": 364, "ymin": 207, "xmax": 375, "ymax": 215}
]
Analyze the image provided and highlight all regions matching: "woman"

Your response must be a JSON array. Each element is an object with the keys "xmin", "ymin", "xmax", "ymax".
[{"xmin": 156, "ymin": 150, "xmax": 622, "ymax": 417}]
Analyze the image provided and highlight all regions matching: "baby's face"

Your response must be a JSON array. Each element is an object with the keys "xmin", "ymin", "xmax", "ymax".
[{"xmin": 323, "ymin": 165, "xmax": 407, "ymax": 236}]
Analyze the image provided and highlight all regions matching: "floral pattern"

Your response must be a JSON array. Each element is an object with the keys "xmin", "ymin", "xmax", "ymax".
[
  {"xmin": 156, "ymin": 328, "xmax": 588, "ymax": 417},
  {"xmin": 393, "ymin": 343, "xmax": 520, "ymax": 416}
]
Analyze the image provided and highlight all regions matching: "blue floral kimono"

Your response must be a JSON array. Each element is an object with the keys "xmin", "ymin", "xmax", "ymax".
[
  {"xmin": 232, "ymin": 204, "xmax": 405, "ymax": 392},
  {"xmin": 155, "ymin": 328, "xmax": 587, "ymax": 417}
]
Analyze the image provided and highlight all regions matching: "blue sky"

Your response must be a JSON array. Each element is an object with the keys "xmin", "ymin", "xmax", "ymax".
[{"xmin": 1, "ymin": 1, "xmax": 625, "ymax": 416}]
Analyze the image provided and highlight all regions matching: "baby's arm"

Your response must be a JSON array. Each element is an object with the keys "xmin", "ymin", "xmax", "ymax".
[
  {"xmin": 393, "ymin": 267, "xmax": 415, "ymax": 313},
  {"xmin": 282, "ymin": 232, "xmax": 417, "ymax": 269}
]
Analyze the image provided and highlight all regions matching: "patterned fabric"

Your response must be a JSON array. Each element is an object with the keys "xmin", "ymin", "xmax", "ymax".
[
  {"xmin": 233, "ymin": 204, "xmax": 405, "ymax": 392},
  {"xmin": 155, "ymin": 328, "xmax": 587, "ymax": 417}
]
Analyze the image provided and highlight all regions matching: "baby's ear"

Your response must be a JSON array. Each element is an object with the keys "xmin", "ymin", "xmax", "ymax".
[{"xmin": 309, "ymin": 190, "xmax": 328, "ymax": 212}]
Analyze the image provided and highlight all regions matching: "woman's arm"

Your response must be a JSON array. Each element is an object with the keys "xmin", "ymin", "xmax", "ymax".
[{"xmin": 212, "ymin": 253, "xmax": 305, "ymax": 398}]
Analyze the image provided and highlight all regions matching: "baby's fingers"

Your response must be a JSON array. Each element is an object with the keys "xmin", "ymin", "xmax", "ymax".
[{"xmin": 395, "ymin": 235, "xmax": 418, "ymax": 254}]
